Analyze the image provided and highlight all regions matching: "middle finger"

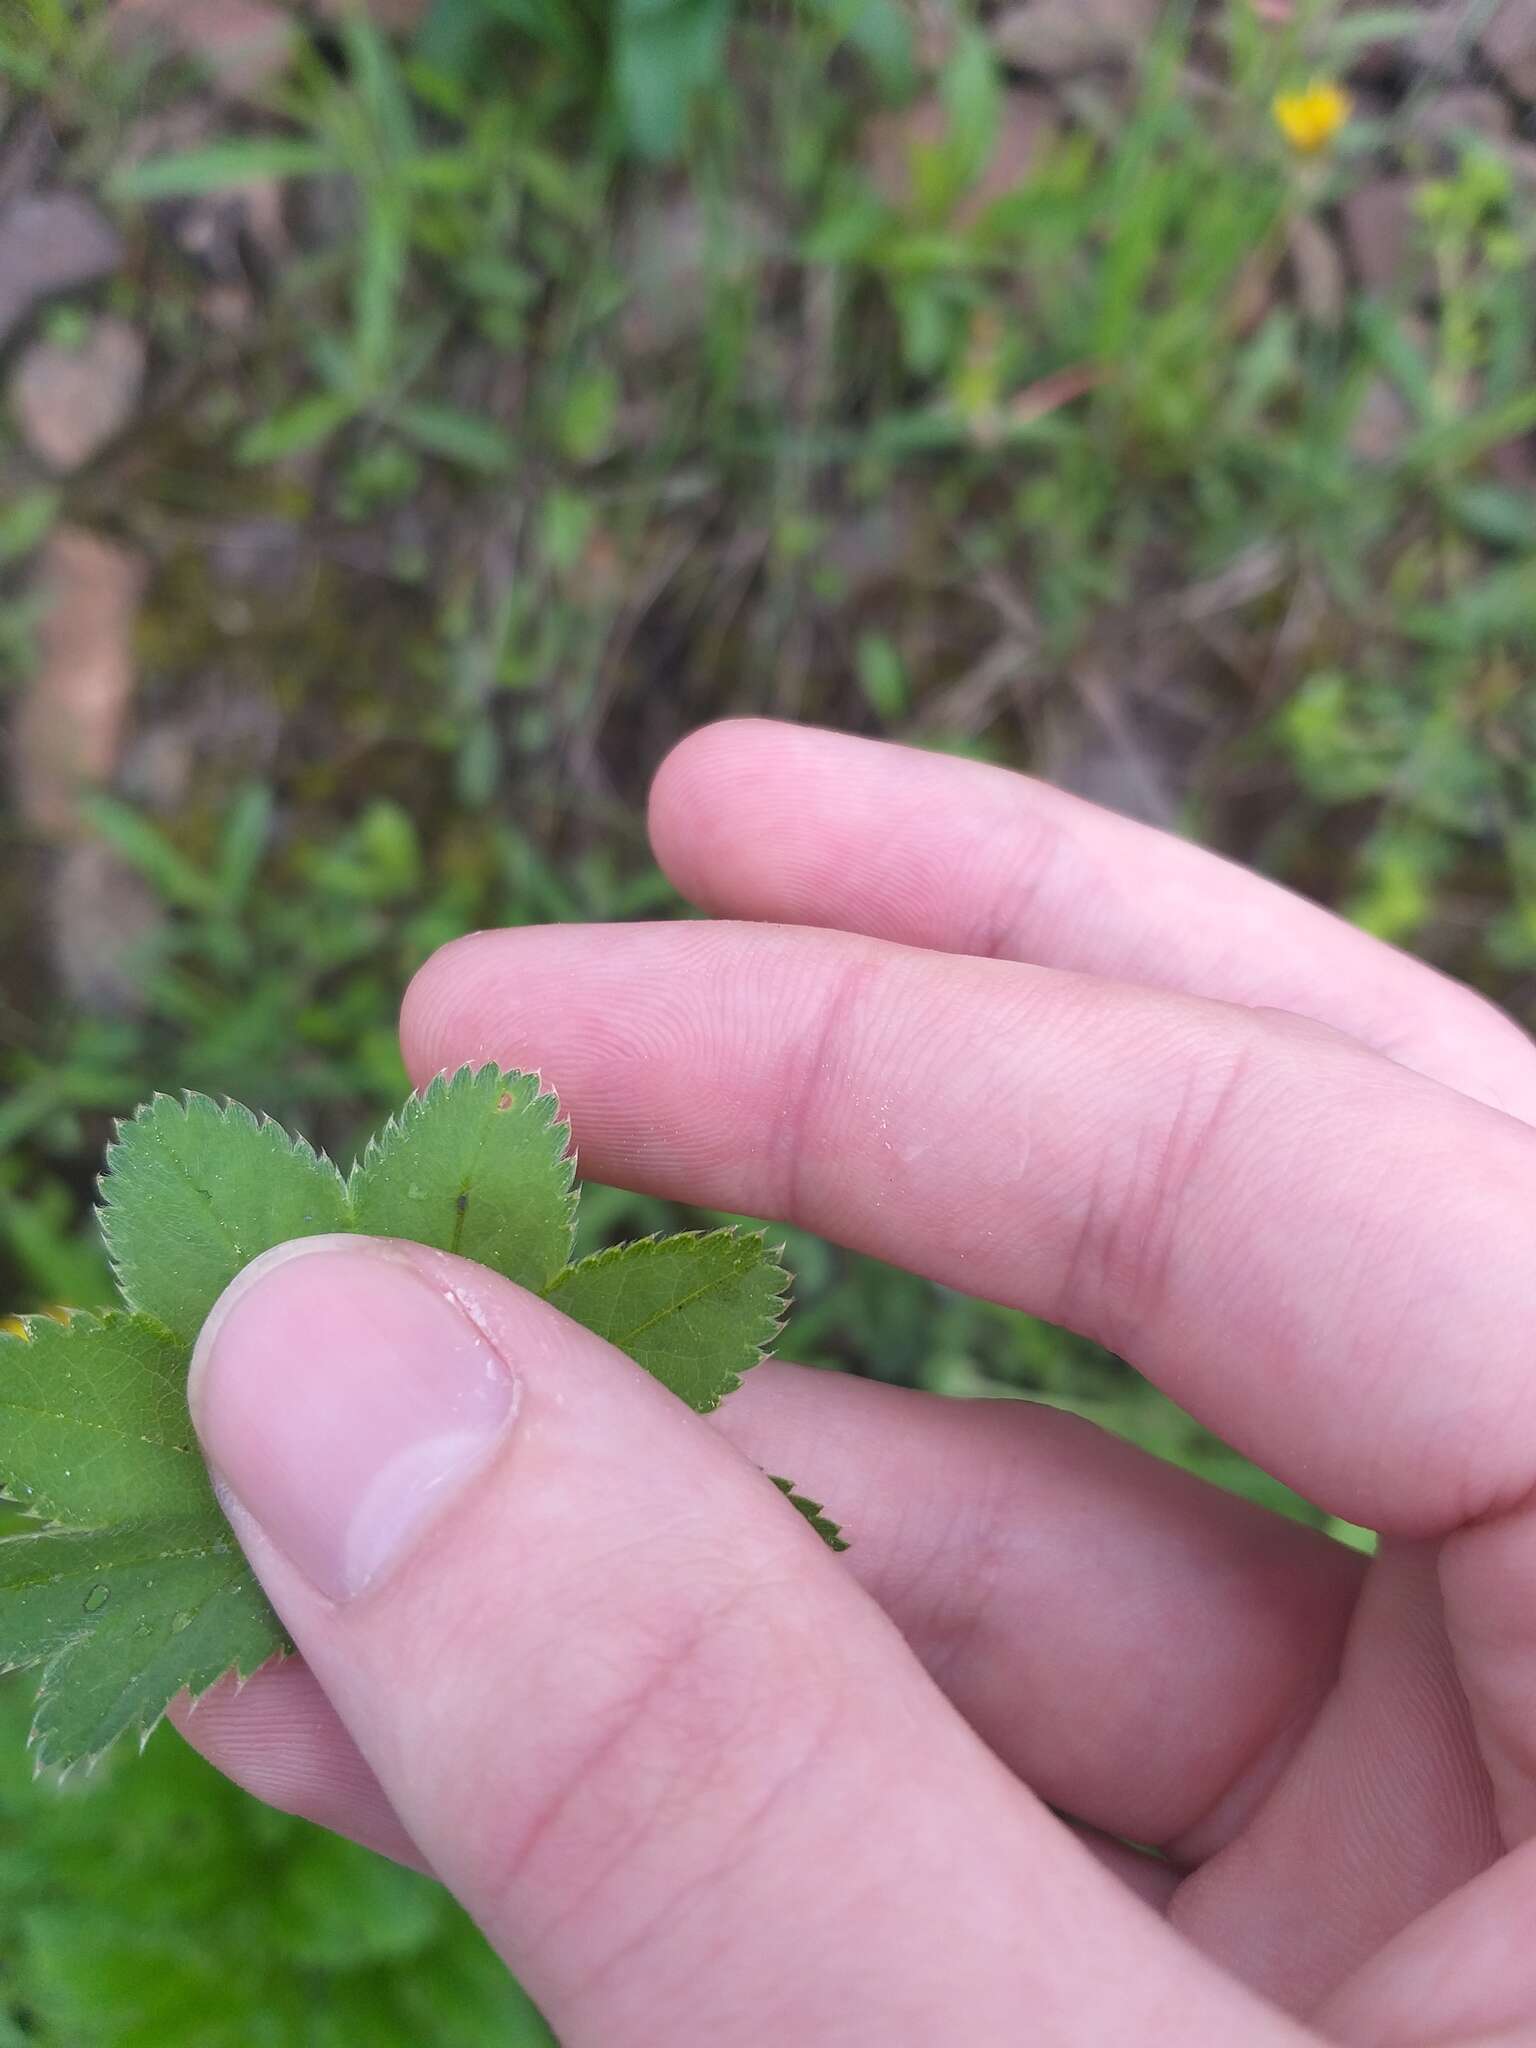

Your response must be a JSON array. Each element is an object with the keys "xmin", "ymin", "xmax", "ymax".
[{"xmin": 403, "ymin": 918, "xmax": 1536, "ymax": 1539}]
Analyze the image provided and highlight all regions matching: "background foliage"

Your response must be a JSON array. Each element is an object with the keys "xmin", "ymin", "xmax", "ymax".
[{"xmin": 1, "ymin": 0, "xmax": 1533, "ymax": 2037}]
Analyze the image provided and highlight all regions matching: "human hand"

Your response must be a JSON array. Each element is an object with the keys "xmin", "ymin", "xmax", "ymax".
[{"xmin": 178, "ymin": 721, "xmax": 1536, "ymax": 2045}]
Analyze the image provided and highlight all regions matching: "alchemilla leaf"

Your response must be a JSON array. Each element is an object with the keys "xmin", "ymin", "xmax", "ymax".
[
  {"xmin": 546, "ymin": 1229, "xmax": 787, "ymax": 1412},
  {"xmin": 2, "ymin": 1066, "xmax": 824, "ymax": 1768},
  {"xmin": 770, "ymin": 1476, "xmax": 849, "ymax": 1554},
  {"xmin": 349, "ymin": 1066, "xmax": 575, "ymax": 1294},
  {"xmin": 101, "ymin": 1096, "xmax": 349, "ymax": 1345},
  {"xmin": 0, "ymin": 1314, "xmax": 286, "ymax": 1768},
  {"xmin": 0, "ymin": 1312, "xmax": 212, "ymax": 1527},
  {"xmin": 0, "ymin": 1522, "xmax": 282, "ymax": 1769}
]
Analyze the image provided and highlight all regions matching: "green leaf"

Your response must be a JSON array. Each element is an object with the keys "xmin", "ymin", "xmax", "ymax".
[
  {"xmin": 393, "ymin": 401, "xmax": 514, "ymax": 473},
  {"xmin": 2, "ymin": 1069, "xmax": 806, "ymax": 1769},
  {"xmin": 100, "ymin": 1098, "xmax": 351, "ymax": 1347},
  {"xmin": 0, "ymin": 486, "xmax": 58, "ymax": 566},
  {"xmin": 614, "ymin": 0, "xmax": 730, "ymax": 158},
  {"xmin": 0, "ymin": 1522, "xmax": 281, "ymax": 1770},
  {"xmin": 555, "ymin": 366, "xmax": 619, "ymax": 464},
  {"xmin": 0, "ymin": 1314, "xmax": 283, "ymax": 1768},
  {"xmin": 0, "ymin": 1314, "xmax": 210, "ymax": 1526},
  {"xmin": 770, "ymin": 1475, "xmax": 849, "ymax": 1553},
  {"xmin": 79, "ymin": 796, "xmax": 220, "ymax": 910},
  {"xmin": 939, "ymin": 25, "xmax": 1001, "ymax": 191},
  {"xmin": 547, "ymin": 1229, "xmax": 786, "ymax": 1411},
  {"xmin": 236, "ymin": 392, "xmax": 359, "ymax": 465},
  {"xmin": 348, "ymin": 1066, "xmax": 575, "ymax": 1293},
  {"xmin": 109, "ymin": 140, "xmax": 339, "ymax": 202}
]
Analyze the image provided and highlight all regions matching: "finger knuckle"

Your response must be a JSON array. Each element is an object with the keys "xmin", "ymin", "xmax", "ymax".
[
  {"xmin": 1056, "ymin": 1028, "xmax": 1267, "ymax": 1352},
  {"xmin": 478, "ymin": 1553, "xmax": 844, "ymax": 1962}
]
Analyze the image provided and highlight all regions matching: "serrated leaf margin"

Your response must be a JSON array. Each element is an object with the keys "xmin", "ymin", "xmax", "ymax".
[
  {"xmin": 0, "ymin": 1303, "xmax": 292, "ymax": 1772},
  {"xmin": 98, "ymin": 1089, "xmax": 346, "ymax": 1324},
  {"xmin": 546, "ymin": 1226, "xmax": 789, "ymax": 1410},
  {"xmin": 769, "ymin": 1475, "xmax": 849, "ymax": 1553},
  {"xmin": 347, "ymin": 1063, "xmax": 577, "ymax": 1270}
]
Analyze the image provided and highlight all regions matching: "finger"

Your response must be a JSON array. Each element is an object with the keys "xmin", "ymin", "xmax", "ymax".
[
  {"xmin": 402, "ymin": 918, "xmax": 1536, "ymax": 1536},
  {"xmin": 711, "ymin": 1364, "xmax": 1363, "ymax": 1855},
  {"xmin": 173, "ymin": 1657, "xmax": 1183, "ymax": 1910},
  {"xmin": 1318, "ymin": 1835, "xmax": 1536, "ymax": 2045},
  {"xmin": 186, "ymin": 1235, "xmax": 1303, "ymax": 2047},
  {"xmin": 173, "ymin": 1358, "xmax": 1365, "ymax": 1859},
  {"xmin": 1170, "ymin": 1540, "xmax": 1501, "ymax": 2013},
  {"xmin": 649, "ymin": 721, "xmax": 1536, "ymax": 1122},
  {"xmin": 170, "ymin": 1660, "xmax": 424, "ymax": 1871}
]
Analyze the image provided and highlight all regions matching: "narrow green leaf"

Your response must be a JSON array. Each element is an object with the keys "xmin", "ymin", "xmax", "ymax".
[
  {"xmin": 547, "ymin": 1229, "xmax": 786, "ymax": 1412},
  {"xmin": 110, "ymin": 140, "xmax": 339, "ymax": 201},
  {"xmin": 393, "ymin": 401, "xmax": 514, "ymax": 473},
  {"xmin": 348, "ymin": 1066, "xmax": 575, "ymax": 1293},
  {"xmin": 344, "ymin": 13, "xmax": 419, "ymax": 165},
  {"xmin": 237, "ymin": 391, "xmax": 358, "ymax": 465},
  {"xmin": 770, "ymin": 1475, "xmax": 849, "ymax": 1553},
  {"xmin": 100, "ymin": 1097, "xmax": 350, "ymax": 1347},
  {"xmin": 78, "ymin": 797, "xmax": 218, "ymax": 911},
  {"xmin": 353, "ymin": 187, "xmax": 410, "ymax": 386}
]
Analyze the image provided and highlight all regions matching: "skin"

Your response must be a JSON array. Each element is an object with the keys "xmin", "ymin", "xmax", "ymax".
[{"xmin": 174, "ymin": 720, "xmax": 1536, "ymax": 2045}]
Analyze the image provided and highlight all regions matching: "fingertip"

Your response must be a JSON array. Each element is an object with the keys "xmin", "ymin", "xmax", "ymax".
[
  {"xmin": 399, "ymin": 928, "xmax": 505, "ymax": 1089},
  {"xmin": 647, "ymin": 718, "xmax": 788, "ymax": 905},
  {"xmin": 187, "ymin": 1233, "xmax": 364, "ymax": 1426}
]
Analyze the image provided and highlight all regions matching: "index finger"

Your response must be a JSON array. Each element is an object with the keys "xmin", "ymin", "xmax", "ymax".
[{"xmin": 403, "ymin": 918, "xmax": 1536, "ymax": 1537}]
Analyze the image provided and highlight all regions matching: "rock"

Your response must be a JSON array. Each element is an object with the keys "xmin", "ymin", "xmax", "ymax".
[
  {"xmin": 1340, "ymin": 179, "xmax": 1429, "ymax": 298},
  {"xmin": 0, "ymin": 101, "xmax": 56, "ymax": 211},
  {"xmin": 0, "ymin": 192, "xmax": 123, "ymax": 348},
  {"xmin": 112, "ymin": 0, "xmax": 294, "ymax": 99},
  {"xmin": 1408, "ymin": 1, "xmax": 1485, "ymax": 75},
  {"xmin": 11, "ymin": 527, "xmax": 147, "ymax": 839},
  {"xmin": 48, "ymin": 838, "xmax": 162, "ymax": 1015},
  {"xmin": 9, "ymin": 318, "xmax": 147, "ymax": 473},
  {"xmin": 863, "ymin": 87, "xmax": 1058, "ymax": 219},
  {"xmin": 991, "ymin": 0, "xmax": 1161, "ymax": 77},
  {"xmin": 1482, "ymin": 0, "xmax": 1536, "ymax": 100},
  {"xmin": 1408, "ymin": 87, "xmax": 1512, "ymax": 148}
]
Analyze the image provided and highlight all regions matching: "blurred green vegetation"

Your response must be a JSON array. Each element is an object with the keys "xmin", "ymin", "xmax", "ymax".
[
  {"xmin": 1, "ymin": 0, "xmax": 1533, "ymax": 2037},
  {"xmin": 0, "ymin": 1677, "xmax": 555, "ymax": 2046}
]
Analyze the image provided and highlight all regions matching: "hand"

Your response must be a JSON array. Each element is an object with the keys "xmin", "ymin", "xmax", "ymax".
[{"xmin": 177, "ymin": 720, "xmax": 1536, "ymax": 2046}]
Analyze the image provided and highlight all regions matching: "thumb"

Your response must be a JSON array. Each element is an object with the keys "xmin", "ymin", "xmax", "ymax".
[{"xmin": 189, "ymin": 1235, "xmax": 1298, "ymax": 2048}]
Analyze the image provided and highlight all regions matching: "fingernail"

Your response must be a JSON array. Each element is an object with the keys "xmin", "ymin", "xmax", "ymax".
[{"xmin": 189, "ymin": 1236, "xmax": 517, "ymax": 1602}]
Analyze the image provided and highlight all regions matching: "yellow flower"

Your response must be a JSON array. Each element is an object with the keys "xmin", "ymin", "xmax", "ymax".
[{"xmin": 1272, "ymin": 80, "xmax": 1352, "ymax": 155}]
